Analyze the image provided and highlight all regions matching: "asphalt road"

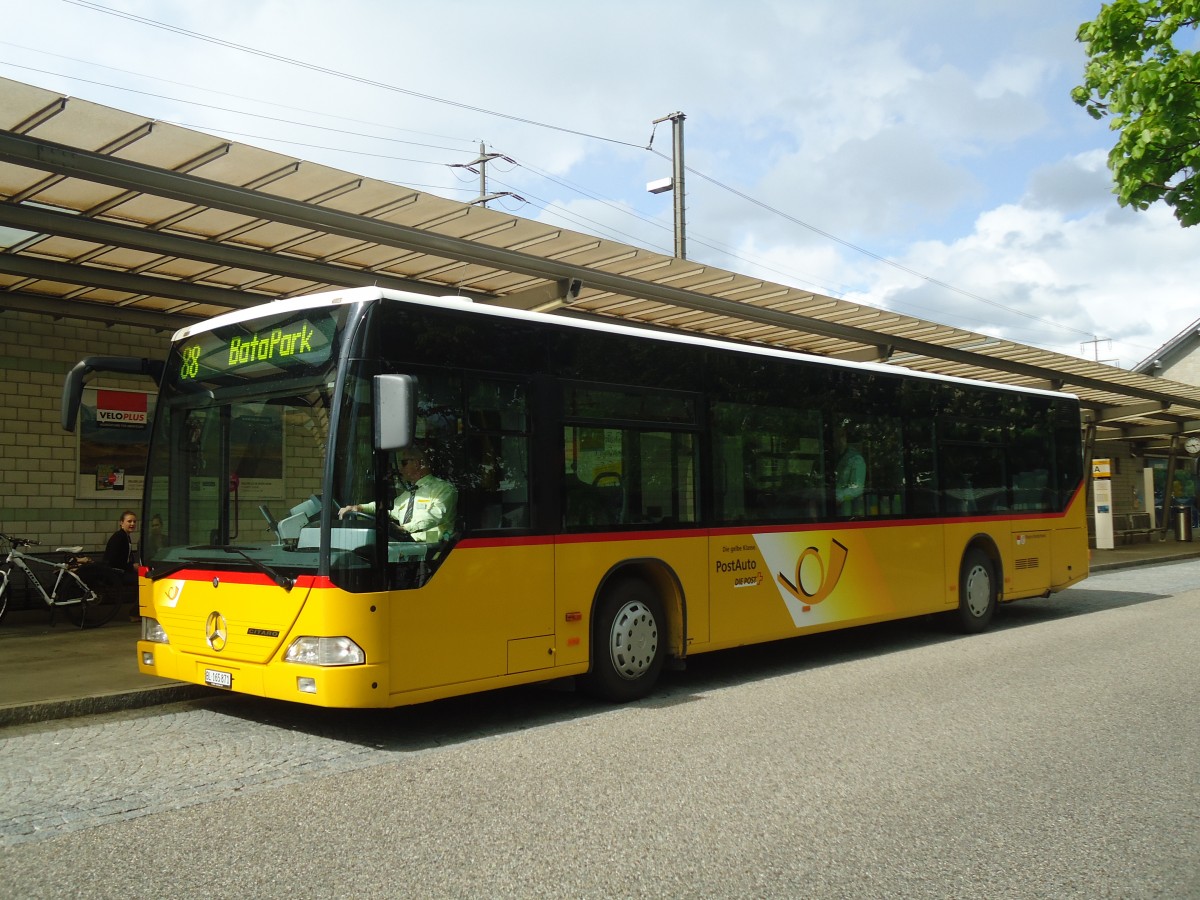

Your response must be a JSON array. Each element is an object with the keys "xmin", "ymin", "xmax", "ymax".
[{"xmin": 1, "ymin": 561, "xmax": 1197, "ymax": 899}]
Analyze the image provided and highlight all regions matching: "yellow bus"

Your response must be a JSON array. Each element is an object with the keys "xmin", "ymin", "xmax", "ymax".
[{"xmin": 64, "ymin": 286, "xmax": 1089, "ymax": 707}]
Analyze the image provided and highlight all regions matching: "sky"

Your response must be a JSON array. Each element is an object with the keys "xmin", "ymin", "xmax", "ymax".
[{"xmin": 2, "ymin": 0, "xmax": 1199, "ymax": 369}]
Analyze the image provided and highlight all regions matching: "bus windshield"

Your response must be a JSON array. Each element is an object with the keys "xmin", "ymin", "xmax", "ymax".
[{"xmin": 142, "ymin": 303, "xmax": 355, "ymax": 583}]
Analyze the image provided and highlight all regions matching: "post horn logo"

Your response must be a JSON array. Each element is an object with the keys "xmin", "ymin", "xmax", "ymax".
[
  {"xmin": 777, "ymin": 539, "xmax": 849, "ymax": 607},
  {"xmin": 205, "ymin": 611, "xmax": 228, "ymax": 652}
]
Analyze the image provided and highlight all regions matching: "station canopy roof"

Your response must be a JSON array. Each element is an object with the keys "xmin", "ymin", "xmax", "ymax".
[{"xmin": 2, "ymin": 75, "xmax": 1199, "ymax": 450}]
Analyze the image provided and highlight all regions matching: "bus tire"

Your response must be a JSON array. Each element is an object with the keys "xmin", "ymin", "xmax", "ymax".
[
  {"xmin": 952, "ymin": 547, "xmax": 996, "ymax": 634},
  {"xmin": 583, "ymin": 577, "xmax": 665, "ymax": 702}
]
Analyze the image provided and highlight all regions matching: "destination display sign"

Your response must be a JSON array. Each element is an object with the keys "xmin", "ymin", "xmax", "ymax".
[{"xmin": 174, "ymin": 314, "xmax": 337, "ymax": 385}]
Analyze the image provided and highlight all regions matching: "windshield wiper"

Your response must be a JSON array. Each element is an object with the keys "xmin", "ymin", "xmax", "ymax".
[
  {"xmin": 189, "ymin": 544, "xmax": 295, "ymax": 591},
  {"xmin": 146, "ymin": 560, "xmax": 191, "ymax": 581}
]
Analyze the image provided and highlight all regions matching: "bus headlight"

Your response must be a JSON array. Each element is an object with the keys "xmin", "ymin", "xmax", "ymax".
[
  {"xmin": 283, "ymin": 636, "xmax": 365, "ymax": 666},
  {"xmin": 142, "ymin": 617, "xmax": 169, "ymax": 644}
]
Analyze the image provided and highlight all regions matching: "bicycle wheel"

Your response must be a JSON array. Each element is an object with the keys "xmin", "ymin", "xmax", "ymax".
[
  {"xmin": 0, "ymin": 568, "xmax": 9, "ymax": 626},
  {"xmin": 62, "ymin": 571, "xmax": 122, "ymax": 628}
]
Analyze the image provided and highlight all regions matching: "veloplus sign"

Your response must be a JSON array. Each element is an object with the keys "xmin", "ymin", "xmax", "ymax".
[
  {"xmin": 95, "ymin": 390, "xmax": 148, "ymax": 426},
  {"xmin": 1092, "ymin": 458, "xmax": 1114, "ymax": 550},
  {"xmin": 76, "ymin": 388, "xmax": 153, "ymax": 499}
]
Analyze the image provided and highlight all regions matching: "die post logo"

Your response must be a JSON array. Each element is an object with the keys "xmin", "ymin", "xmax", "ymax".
[{"xmin": 776, "ymin": 539, "xmax": 849, "ymax": 607}]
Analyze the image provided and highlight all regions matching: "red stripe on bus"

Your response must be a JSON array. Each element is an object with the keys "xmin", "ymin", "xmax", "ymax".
[
  {"xmin": 456, "ymin": 511, "xmax": 1080, "ymax": 547},
  {"xmin": 159, "ymin": 569, "xmax": 279, "ymax": 586},
  {"xmin": 296, "ymin": 575, "xmax": 333, "ymax": 589},
  {"xmin": 154, "ymin": 571, "xmax": 332, "ymax": 589},
  {"xmin": 455, "ymin": 506, "xmax": 1079, "ymax": 549}
]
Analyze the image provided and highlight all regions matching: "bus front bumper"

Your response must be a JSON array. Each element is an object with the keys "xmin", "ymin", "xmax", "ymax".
[{"xmin": 137, "ymin": 640, "xmax": 389, "ymax": 708}]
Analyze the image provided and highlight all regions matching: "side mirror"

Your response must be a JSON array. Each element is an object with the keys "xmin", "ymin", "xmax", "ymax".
[{"xmin": 375, "ymin": 374, "xmax": 416, "ymax": 451}]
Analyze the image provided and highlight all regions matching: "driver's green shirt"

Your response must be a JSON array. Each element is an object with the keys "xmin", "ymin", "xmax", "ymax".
[{"xmin": 361, "ymin": 473, "xmax": 457, "ymax": 541}]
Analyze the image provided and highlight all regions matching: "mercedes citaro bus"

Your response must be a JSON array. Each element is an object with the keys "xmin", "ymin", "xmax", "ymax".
[{"xmin": 63, "ymin": 287, "xmax": 1088, "ymax": 707}]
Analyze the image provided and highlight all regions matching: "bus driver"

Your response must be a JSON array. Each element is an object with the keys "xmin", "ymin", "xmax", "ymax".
[{"xmin": 338, "ymin": 446, "xmax": 457, "ymax": 542}]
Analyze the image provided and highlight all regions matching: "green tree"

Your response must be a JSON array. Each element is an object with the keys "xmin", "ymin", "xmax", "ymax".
[{"xmin": 1073, "ymin": 1, "xmax": 1200, "ymax": 226}]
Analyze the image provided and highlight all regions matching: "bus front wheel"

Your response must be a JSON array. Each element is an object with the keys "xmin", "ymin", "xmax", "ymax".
[
  {"xmin": 583, "ymin": 577, "xmax": 665, "ymax": 702},
  {"xmin": 952, "ymin": 548, "xmax": 997, "ymax": 634}
]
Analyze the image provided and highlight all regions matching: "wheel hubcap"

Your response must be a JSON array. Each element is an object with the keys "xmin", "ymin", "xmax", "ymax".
[
  {"xmin": 609, "ymin": 600, "xmax": 658, "ymax": 680},
  {"xmin": 964, "ymin": 564, "xmax": 991, "ymax": 617}
]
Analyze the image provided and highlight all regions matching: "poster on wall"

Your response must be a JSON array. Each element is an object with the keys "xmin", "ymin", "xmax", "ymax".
[
  {"xmin": 76, "ymin": 388, "xmax": 154, "ymax": 500},
  {"xmin": 174, "ymin": 404, "xmax": 286, "ymax": 503},
  {"xmin": 227, "ymin": 405, "xmax": 285, "ymax": 501}
]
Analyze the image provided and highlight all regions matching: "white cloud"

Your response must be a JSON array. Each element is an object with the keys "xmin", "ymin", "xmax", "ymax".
[
  {"xmin": 977, "ymin": 56, "xmax": 1055, "ymax": 100},
  {"xmin": 850, "ymin": 189, "xmax": 1200, "ymax": 365}
]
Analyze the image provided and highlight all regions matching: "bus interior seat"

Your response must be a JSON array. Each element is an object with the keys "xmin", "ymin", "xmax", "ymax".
[
  {"xmin": 564, "ymin": 475, "xmax": 624, "ymax": 528},
  {"xmin": 475, "ymin": 495, "xmax": 530, "ymax": 531},
  {"xmin": 477, "ymin": 501, "xmax": 503, "ymax": 529}
]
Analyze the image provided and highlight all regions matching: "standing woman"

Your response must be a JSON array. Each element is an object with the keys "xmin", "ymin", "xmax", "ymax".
[{"xmin": 102, "ymin": 510, "xmax": 139, "ymax": 620}]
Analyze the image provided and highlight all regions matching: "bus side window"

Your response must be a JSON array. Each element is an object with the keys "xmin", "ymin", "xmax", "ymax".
[
  {"xmin": 859, "ymin": 415, "xmax": 904, "ymax": 517},
  {"xmin": 468, "ymin": 433, "xmax": 530, "ymax": 529},
  {"xmin": 465, "ymin": 379, "xmax": 530, "ymax": 532},
  {"xmin": 940, "ymin": 442, "xmax": 1007, "ymax": 515},
  {"xmin": 563, "ymin": 426, "xmax": 625, "ymax": 529},
  {"xmin": 561, "ymin": 426, "xmax": 697, "ymax": 529},
  {"xmin": 559, "ymin": 383, "xmax": 700, "ymax": 531},
  {"xmin": 1051, "ymin": 400, "xmax": 1083, "ymax": 509},
  {"xmin": 632, "ymin": 430, "xmax": 697, "ymax": 526},
  {"xmin": 711, "ymin": 401, "xmax": 823, "ymax": 525},
  {"xmin": 1012, "ymin": 406, "xmax": 1055, "ymax": 511}
]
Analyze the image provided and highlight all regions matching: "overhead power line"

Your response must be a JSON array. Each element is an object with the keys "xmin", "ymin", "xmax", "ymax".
[
  {"xmin": 64, "ymin": 0, "xmax": 646, "ymax": 149},
  {"xmin": 0, "ymin": 40, "xmax": 472, "ymax": 147},
  {"xmin": 49, "ymin": 0, "xmax": 1108, "ymax": 349},
  {"xmin": 662, "ymin": 151, "xmax": 1100, "ymax": 343}
]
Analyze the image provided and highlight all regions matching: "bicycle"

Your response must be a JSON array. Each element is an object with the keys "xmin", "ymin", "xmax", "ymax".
[{"xmin": 0, "ymin": 532, "xmax": 124, "ymax": 628}]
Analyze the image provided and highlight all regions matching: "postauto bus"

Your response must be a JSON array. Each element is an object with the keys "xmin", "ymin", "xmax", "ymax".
[{"xmin": 63, "ymin": 287, "xmax": 1088, "ymax": 707}]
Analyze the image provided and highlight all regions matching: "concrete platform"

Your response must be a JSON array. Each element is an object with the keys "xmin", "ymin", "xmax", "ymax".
[
  {"xmin": 0, "ymin": 616, "xmax": 207, "ymax": 726},
  {"xmin": 2, "ymin": 539, "xmax": 1199, "ymax": 726}
]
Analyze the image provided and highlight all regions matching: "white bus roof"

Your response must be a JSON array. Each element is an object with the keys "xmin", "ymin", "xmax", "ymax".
[{"xmin": 174, "ymin": 286, "xmax": 1077, "ymax": 401}]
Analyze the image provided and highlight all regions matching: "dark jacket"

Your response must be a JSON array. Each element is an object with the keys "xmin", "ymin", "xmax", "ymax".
[{"xmin": 103, "ymin": 529, "xmax": 135, "ymax": 574}]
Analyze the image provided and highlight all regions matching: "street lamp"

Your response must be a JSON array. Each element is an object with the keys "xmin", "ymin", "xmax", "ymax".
[{"xmin": 647, "ymin": 112, "xmax": 686, "ymax": 259}]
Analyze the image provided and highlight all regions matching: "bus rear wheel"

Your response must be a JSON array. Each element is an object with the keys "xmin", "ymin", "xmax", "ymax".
[
  {"xmin": 952, "ymin": 548, "xmax": 997, "ymax": 634},
  {"xmin": 583, "ymin": 577, "xmax": 665, "ymax": 702}
]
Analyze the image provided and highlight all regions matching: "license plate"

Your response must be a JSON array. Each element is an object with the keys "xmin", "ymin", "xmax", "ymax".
[{"xmin": 204, "ymin": 668, "xmax": 233, "ymax": 689}]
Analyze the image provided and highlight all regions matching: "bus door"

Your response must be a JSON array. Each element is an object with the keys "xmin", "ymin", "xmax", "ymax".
[{"xmin": 374, "ymin": 372, "xmax": 556, "ymax": 692}]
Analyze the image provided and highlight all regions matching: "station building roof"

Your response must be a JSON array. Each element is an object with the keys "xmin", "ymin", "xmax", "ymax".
[{"xmin": 2, "ymin": 75, "xmax": 1199, "ymax": 451}]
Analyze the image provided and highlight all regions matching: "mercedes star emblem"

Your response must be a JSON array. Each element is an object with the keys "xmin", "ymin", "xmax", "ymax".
[{"xmin": 206, "ymin": 611, "xmax": 228, "ymax": 652}]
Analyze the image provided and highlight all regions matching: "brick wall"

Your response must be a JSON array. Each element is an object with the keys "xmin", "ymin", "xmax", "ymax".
[
  {"xmin": 1089, "ymin": 445, "xmax": 1154, "ymax": 513},
  {"xmin": 0, "ymin": 309, "xmax": 169, "ymax": 553}
]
